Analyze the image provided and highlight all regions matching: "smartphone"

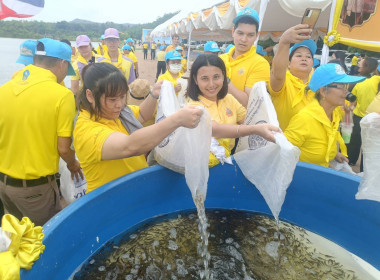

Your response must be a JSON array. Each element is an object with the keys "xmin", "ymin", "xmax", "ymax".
[{"xmin": 301, "ymin": 8, "xmax": 321, "ymax": 30}]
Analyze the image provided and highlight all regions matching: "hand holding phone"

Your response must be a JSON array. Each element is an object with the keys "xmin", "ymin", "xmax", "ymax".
[{"xmin": 301, "ymin": 8, "xmax": 321, "ymax": 35}]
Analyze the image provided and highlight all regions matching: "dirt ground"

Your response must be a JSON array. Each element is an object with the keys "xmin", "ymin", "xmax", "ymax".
[{"xmin": 134, "ymin": 49, "xmax": 159, "ymax": 84}]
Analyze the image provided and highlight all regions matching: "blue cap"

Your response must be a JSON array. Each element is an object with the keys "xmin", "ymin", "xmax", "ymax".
[
  {"xmin": 256, "ymin": 45, "xmax": 267, "ymax": 56},
  {"xmin": 165, "ymin": 50, "xmax": 182, "ymax": 61},
  {"xmin": 175, "ymin": 46, "xmax": 183, "ymax": 52},
  {"xmin": 100, "ymin": 35, "xmax": 105, "ymax": 40},
  {"xmin": 233, "ymin": 7, "xmax": 259, "ymax": 26},
  {"xmin": 16, "ymin": 40, "xmax": 37, "ymax": 65},
  {"xmin": 313, "ymin": 58, "xmax": 320, "ymax": 67},
  {"xmin": 308, "ymin": 63, "xmax": 365, "ymax": 92},
  {"xmin": 354, "ymin": 52, "xmax": 359, "ymax": 56},
  {"xmin": 121, "ymin": 44, "xmax": 132, "ymax": 51},
  {"xmin": 225, "ymin": 44, "xmax": 234, "ymax": 53},
  {"xmin": 204, "ymin": 41, "xmax": 221, "ymax": 53},
  {"xmin": 289, "ymin": 39, "xmax": 317, "ymax": 57},
  {"xmin": 159, "ymin": 45, "xmax": 165, "ymax": 51},
  {"xmin": 126, "ymin": 38, "xmax": 134, "ymax": 43},
  {"xmin": 36, "ymin": 38, "xmax": 75, "ymax": 76},
  {"xmin": 378, "ymin": 64, "xmax": 380, "ymax": 72}
]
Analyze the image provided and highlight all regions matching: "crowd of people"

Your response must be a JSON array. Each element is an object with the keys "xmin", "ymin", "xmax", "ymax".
[{"xmin": 0, "ymin": 7, "xmax": 379, "ymax": 226}]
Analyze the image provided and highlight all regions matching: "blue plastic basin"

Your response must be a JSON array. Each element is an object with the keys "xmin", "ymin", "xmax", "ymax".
[{"xmin": 21, "ymin": 161, "xmax": 380, "ymax": 279}]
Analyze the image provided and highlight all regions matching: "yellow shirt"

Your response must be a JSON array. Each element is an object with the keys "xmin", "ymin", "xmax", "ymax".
[
  {"xmin": 219, "ymin": 46, "xmax": 270, "ymax": 92},
  {"xmin": 269, "ymin": 71, "xmax": 314, "ymax": 131},
  {"xmin": 95, "ymin": 44, "xmax": 108, "ymax": 56},
  {"xmin": 366, "ymin": 92, "xmax": 380, "ymax": 114},
  {"xmin": 352, "ymin": 76, "xmax": 380, "ymax": 117},
  {"xmin": 284, "ymin": 99, "xmax": 345, "ymax": 167},
  {"xmin": 73, "ymin": 108, "xmax": 148, "ymax": 193},
  {"xmin": 151, "ymin": 43, "xmax": 156, "ymax": 50},
  {"xmin": 143, "ymin": 43, "xmax": 148, "ymax": 49},
  {"xmin": 157, "ymin": 70, "xmax": 182, "ymax": 89},
  {"xmin": 0, "ymin": 65, "xmax": 76, "ymax": 179},
  {"xmin": 96, "ymin": 51, "xmax": 135, "ymax": 84},
  {"xmin": 157, "ymin": 50, "xmax": 166, "ymax": 61},
  {"xmin": 126, "ymin": 51, "xmax": 138, "ymax": 64},
  {"xmin": 189, "ymin": 94, "xmax": 246, "ymax": 167},
  {"xmin": 71, "ymin": 52, "xmax": 98, "ymax": 81},
  {"xmin": 352, "ymin": 56, "xmax": 358, "ymax": 66}
]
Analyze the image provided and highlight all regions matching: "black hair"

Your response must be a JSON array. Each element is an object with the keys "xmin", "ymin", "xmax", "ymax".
[
  {"xmin": 289, "ymin": 46, "xmax": 312, "ymax": 61},
  {"xmin": 234, "ymin": 16, "xmax": 259, "ymax": 33},
  {"xmin": 186, "ymin": 54, "xmax": 228, "ymax": 101},
  {"xmin": 78, "ymin": 63, "xmax": 128, "ymax": 120},
  {"xmin": 60, "ymin": 39, "xmax": 71, "ymax": 47},
  {"xmin": 359, "ymin": 57, "xmax": 378, "ymax": 77},
  {"xmin": 34, "ymin": 41, "xmax": 61, "ymax": 67},
  {"xmin": 330, "ymin": 51, "xmax": 347, "ymax": 72}
]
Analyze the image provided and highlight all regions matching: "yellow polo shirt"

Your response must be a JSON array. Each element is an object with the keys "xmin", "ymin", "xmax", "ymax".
[
  {"xmin": 73, "ymin": 108, "xmax": 148, "ymax": 193},
  {"xmin": 219, "ymin": 46, "xmax": 270, "ymax": 92},
  {"xmin": 352, "ymin": 56, "xmax": 358, "ymax": 66},
  {"xmin": 352, "ymin": 76, "xmax": 380, "ymax": 117},
  {"xmin": 71, "ymin": 52, "xmax": 98, "ymax": 81},
  {"xmin": 284, "ymin": 99, "xmax": 346, "ymax": 167},
  {"xmin": 126, "ymin": 51, "xmax": 138, "ymax": 64},
  {"xmin": 96, "ymin": 51, "xmax": 134, "ymax": 84},
  {"xmin": 0, "ymin": 65, "xmax": 76, "ymax": 179},
  {"xmin": 95, "ymin": 44, "xmax": 108, "ymax": 56},
  {"xmin": 143, "ymin": 43, "xmax": 148, "ymax": 49},
  {"xmin": 157, "ymin": 51, "xmax": 166, "ymax": 61},
  {"xmin": 269, "ymin": 71, "xmax": 314, "ymax": 131},
  {"xmin": 157, "ymin": 70, "xmax": 182, "ymax": 89},
  {"xmin": 151, "ymin": 43, "xmax": 156, "ymax": 50},
  {"xmin": 366, "ymin": 93, "xmax": 380, "ymax": 114},
  {"xmin": 189, "ymin": 94, "xmax": 246, "ymax": 167}
]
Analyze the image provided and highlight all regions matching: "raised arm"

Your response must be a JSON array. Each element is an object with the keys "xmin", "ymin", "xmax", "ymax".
[{"xmin": 271, "ymin": 24, "xmax": 311, "ymax": 92}]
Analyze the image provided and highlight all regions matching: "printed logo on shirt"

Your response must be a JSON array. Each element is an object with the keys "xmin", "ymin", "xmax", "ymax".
[
  {"xmin": 238, "ymin": 68, "xmax": 245, "ymax": 75},
  {"xmin": 225, "ymin": 107, "xmax": 233, "ymax": 117}
]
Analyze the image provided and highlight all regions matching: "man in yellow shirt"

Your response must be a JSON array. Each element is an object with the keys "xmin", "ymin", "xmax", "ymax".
[
  {"xmin": 125, "ymin": 38, "xmax": 135, "ymax": 52},
  {"xmin": 165, "ymin": 34, "xmax": 180, "ymax": 52},
  {"xmin": 95, "ymin": 35, "xmax": 108, "ymax": 56},
  {"xmin": 349, "ymin": 53, "xmax": 359, "ymax": 75},
  {"xmin": 96, "ymin": 28, "xmax": 136, "ymax": 85},
  {"xmin": 151, "ymin": 41, "xmax": 156, "ymax": 60},
  {"xmin": 156, "ymin": 45, "xmax": 166, "ymax": 80},
  {"xmin": 121, "ymin": 44, "xmax": 139, "ymax": 78},
  {"xmin": 71, "ymin": 35, "xmax": 98, "ymax": 96},
  {"xmin": 0, "ymin": 38, "xmax": 82, "ymax": 226},
  {"xmin": 143, "ymin": 41, "xmax": 148, "ymax": 60},
  {"xmin": 220, "ymin": 7, "xmax": 270, "ymax": 107}
]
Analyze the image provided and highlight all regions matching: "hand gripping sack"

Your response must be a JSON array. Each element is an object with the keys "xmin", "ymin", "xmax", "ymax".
[
  {"xmin": 234, "ymin": 82, "xmax": 300, "ymax": 221},
  {"xmin": 154, "ymin": 80, "xmax": 212, "ymax": 180},
  {"xmin": 59, "ymin": 158, "xmax": 87, "ymax": 203},
  {"xmin": 356, "ymin": 113, "xmax": 380, "ymax": 202}
]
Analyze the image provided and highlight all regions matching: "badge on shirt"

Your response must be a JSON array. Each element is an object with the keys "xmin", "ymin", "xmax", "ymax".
[
  {"xmin": 238, "ymin": 68, "xmax": 245, "ymax": 75},
  {"xmin": 226, "ymin": 107, "xmax": 233, "ymax": 117}
]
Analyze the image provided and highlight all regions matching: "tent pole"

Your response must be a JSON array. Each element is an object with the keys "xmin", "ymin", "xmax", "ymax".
[
  {"xmin": 255, "ymin": 0, "xmax": 270, "ymax": 45},
  {"xmin": 187, "ymin": 23, "xmax": 193, "ymax": 70},
  {"xmin": 321, "ymin": 0, "xmax": 337, "ymax": 65}
]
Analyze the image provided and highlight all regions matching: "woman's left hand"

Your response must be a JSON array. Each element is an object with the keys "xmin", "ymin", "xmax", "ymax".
[
  {"xmin": 151, "ymin": 80, "xmax": 163, "ymax": 98},
  {"xmin": 335, "ymin": 152, "xmax": 349, "ymax": 163}
]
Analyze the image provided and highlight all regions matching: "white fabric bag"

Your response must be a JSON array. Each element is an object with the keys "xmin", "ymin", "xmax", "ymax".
[
  {"xmin": 234, "ymin": 82, "xmax": 300, "ymax": 221},
  {"xmin": 356, "ymin": 113, "xmax": 380, "ymax": 202},
  {"xmin": 59, "ymin": 158, "xmax": 87, "ymax": 203},
  {"xmin": 329, "ymin": 159, "xmax": 358, "ymax": 175}
]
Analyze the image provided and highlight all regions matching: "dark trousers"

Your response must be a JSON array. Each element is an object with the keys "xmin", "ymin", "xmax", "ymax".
[
  {"xmin": 143, "ymin": 49, "xmax": 148, "ymax": 60},
  {"xmin": 348, "ymin": 114, "xmax": 362, "ymax": 166},
  {"xmin": 151, "ymin": 49, "xmax": 156, "ymax": 60},
  {"xmin": 156, "ymin": 61, "xmax": 166, "ymax": 79}
]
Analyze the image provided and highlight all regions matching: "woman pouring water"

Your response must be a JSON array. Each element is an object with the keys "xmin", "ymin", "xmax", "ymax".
[
  {"xmin": 186, "ymin": 54, "xmax": 280, "ymax": 167},
  {"xmin": 74, "ymin": 63, "xmax": 203, "ymax": 193},
  {"xmin": 284, "ymin": 63, "xmax": 365, "ymax": 167}
]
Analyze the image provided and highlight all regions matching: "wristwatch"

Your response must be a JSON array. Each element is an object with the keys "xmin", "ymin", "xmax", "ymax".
[{"xmin": 149, "ymin": 90, "xmax": 159, "ymax": 99}]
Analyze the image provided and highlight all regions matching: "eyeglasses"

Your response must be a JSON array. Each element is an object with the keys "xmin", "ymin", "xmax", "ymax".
[{"xmin": 326, "ymin": 84, "xmax": 349, "ymax": 90}]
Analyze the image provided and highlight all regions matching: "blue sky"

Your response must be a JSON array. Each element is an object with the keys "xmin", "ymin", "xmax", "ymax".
[{"xmin": 13, "ymin": 0, "xmax": 223, "ymax": 24}]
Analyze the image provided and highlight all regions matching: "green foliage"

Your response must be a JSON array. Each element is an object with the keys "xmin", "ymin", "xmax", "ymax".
[{"xmin": 0, "ymin": 11, "xmax": 178, "ymax": 41}]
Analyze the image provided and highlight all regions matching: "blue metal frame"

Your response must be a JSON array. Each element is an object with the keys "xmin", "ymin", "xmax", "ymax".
[{"xmin": 21, "ymin": 161, "xmax": 380, "ymax": 279}]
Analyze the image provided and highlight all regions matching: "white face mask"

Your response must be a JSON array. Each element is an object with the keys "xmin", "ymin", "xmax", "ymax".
[{"xmin": 169, "ymin": 63, "xmax": 182, "ymax": 74}]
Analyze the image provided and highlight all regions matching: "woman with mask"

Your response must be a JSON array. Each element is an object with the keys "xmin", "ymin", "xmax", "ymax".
[
  {"xmin": 157, "ymin": 50, "xmax": 183, "ymax": 95},
  {"xmin": 187, "ymin": 54, "xmax": 280, "ymax": 167}
]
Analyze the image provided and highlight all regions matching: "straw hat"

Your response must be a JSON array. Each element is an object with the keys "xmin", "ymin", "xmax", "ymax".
[{"xmin": 127, "ymin": 79, "xmax": 152, "ymax": 106}]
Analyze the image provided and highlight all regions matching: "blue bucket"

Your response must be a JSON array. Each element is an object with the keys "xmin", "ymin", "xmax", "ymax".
[{"xmin": 21, "ymin": 162, "xmax": 380, "ymax": 279}]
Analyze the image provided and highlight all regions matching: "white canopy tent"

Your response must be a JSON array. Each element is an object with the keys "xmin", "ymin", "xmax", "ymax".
[{"xmin": 151, "ymin": 0, "xmax": 332, "ymax": 42}]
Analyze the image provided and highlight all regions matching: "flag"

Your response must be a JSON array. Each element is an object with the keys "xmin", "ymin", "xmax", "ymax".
[{"xmin": 0, "ymin": 0, "xmax": 44, "ymax": 20}]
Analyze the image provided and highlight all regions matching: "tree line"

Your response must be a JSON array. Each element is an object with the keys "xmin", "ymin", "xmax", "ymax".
[{"xmin": 0, "ymin": 11, "xmax": 178, "ymax": 41}]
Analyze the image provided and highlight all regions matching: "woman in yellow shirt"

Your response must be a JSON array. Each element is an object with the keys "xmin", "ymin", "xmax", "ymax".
[
  {"xmin": 74, "ymin": 63, "xmax": 203, "ymax": 192},
  {"xmin": 284, "ymin": 63, "xmax": 365, "ymax": 167},
  {"xmin": 186, "ymin": 54, "xmax": 280, "ymax": 167},
  {"xmin": 157, "ymin": 50, "xmax": 183, "ymax": 95},
  {"xmin": 269, "ymin": 24, "xmax": 317, "ymax": 131}
]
